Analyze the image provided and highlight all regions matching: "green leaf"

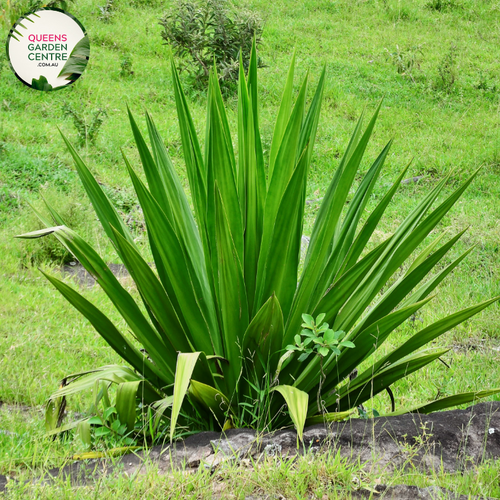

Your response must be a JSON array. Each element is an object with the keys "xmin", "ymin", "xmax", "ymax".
[
  {"xmin": 269, "ymin": 50, "xmax": 296, "ymax": 179},
  {"xmin": 123, "ymin": 156, "xmax": 221, "ymax": 355},
  {"xmin": 57, "ymin": 131, "xmax": 135, "ymax": 249},
  {"xmin": 170, "ymin": 353, "xmax": 201, "ymax": 442},
  {"xmin": 152, "ymin": 395, "xmax": 174, "ymax": 430},
  {"xmin": 58, "ymin": 35, "xmax": 90, "ymax": 79},
  {"xmin": 334, "ymin": 348, "xmax": 449, "ymax": 411},
  {"xmin": 272, "ymin": 385, "xmax": 309, "ymax": 442},
  {"xmin": 35, "ymin": 271, "xmax": 166, "ymax": 386},
  {"xmin": 170, "ymin": 59, "xmax": 207, "ymax": 241},
  {"xmin": 339, "ymin": 341, "xmax": 355, "ymax": 349},
  {"xmin": 77, "ymin": 420, "xmax": 92, "ymax": 447},
  {"xmin": 110, "ymin": 227, "xmax": 192, "ymax": 353},
  {"xmin": 31, "ymin": 75, "xmax": 52, "ymax": 91},
  {"xmin": 24, "ymin": 225, "xmax": 177, "ymax": 381},
  {"xmin": 115, "ymin": 381, "xmax": 140, "ymax": 432},
  {"xmin": 242, "ymin": 295, "xmax": 284, "ymax": 384},
  {"xmin": 290, "ymin": 103, "xmax": 382, "ymax": 334},
  {"xmin": 394, "ymin": 389, "xmax": 500, "ymax": 415},
  {"xmin": 305, "ymin": 410, "xmax": 353, "ymax": 426},
  {"xmin": 214, "ymin": 183, "xmax": 249, "ymax": 393},
  {"xmin": 189, "ymin": 380, "xmax": 231, "ymax": 426},
  {"xmin": 318, "ymin": 347, "xmax": 329, "ymax": 357},
  {"xmin": 94, "ymin": 427, "xmax": 111, "ymax": 437}
]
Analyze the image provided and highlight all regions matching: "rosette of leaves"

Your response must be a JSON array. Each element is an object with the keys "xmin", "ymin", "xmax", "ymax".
[{"xmin": 19, "ymin": 43, "xmax": 500, "ymax": 442}]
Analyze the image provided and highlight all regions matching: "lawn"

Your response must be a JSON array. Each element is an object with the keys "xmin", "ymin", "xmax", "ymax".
[{"xmin": 1, "ymin": 0, "xmax": 500, "ymax": 496}]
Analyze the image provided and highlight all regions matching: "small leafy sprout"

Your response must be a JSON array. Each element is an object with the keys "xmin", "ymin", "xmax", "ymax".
[{"xmin": 286, "ymin": 313, "xmax": 355, "ymax": 362}]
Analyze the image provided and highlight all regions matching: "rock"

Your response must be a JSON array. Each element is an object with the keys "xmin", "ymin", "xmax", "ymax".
[
  {"xmin": 352, "ymin": 484, "xmax": 494, "ymax": 499},
  {"xmin": 2, "ymin": 402, "xmax": 500, "ymax": 493},
  {"xmin": 210, "ymin": 429, "xmax": 258, "ymax": 459},
  {"xmin": 186, "ymin": 446, "xmax": 212, "ymax": 468}
]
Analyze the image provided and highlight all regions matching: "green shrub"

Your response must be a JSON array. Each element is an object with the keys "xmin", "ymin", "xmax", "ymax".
[
  {"xmin": 159, "ymin": 0, "xmax": 263, "ymax": 92},
  {"xmin": 19, "ymin": 46, "xmax": 500, "ymax": 443},
  {"xmin": 119, "ymin": 54, "xmax": 134, "ymax": 77}
]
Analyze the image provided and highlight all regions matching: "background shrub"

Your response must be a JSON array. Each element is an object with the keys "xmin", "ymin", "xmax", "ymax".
[{"xmin": 159, "ymin": 0, "xmax": 264, "ymax": 93}]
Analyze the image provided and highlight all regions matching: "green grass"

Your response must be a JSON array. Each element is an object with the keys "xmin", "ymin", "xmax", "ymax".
[{"xmin": 1, "ymin": 0, "xmax": 500, "ymax": 496}]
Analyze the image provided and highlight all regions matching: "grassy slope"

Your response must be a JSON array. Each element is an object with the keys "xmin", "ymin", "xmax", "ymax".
[{"xmin": 1, "ymin": 0, "xmax": 500, "ymax": 494}]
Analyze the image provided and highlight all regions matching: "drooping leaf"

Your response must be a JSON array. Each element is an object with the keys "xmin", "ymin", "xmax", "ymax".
[
  {"xmin": 170, "ymin": 352, "xmax": 201, "ymax": 442},
  {"xmin": 272, "ymin": 385, "xmax": 309, "ymax": 442}
]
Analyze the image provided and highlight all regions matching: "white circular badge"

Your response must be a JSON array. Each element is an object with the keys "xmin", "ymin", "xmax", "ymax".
[{"xmin": 6, "ymin": 8, "xmax": 90, "ymax": 91}]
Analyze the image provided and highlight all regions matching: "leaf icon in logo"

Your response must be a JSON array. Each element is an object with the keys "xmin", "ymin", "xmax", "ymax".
[
  {"xmin": 31, "ymin": 75, "xmax": 53, "ymax": 91},
  {"xmin": 58, "ymin": 35, "xmax": 90, "ymax": 81}
]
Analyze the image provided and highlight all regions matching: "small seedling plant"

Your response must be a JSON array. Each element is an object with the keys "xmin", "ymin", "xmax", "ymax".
[
  {"xmin": 287, "ymin": 313, "xmax": 355, "ymax": 362},
  {"xmin": 287, "ymin": 313, "xmax": 355, "ymax": 414}
]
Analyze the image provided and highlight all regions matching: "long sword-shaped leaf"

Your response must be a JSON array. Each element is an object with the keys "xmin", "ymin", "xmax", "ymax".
[
  {"xmin": 238, "ymin": 65, "xmax": 264, "ymax": 312},
  {"xmin": 18, "ymin": 225, "xmax": 176, "ymax": 380},
  {"xmin": 289, "ymin": 103, "xmax": 382, "ymax": 333},
  {"xmin": 49, "ymin": 366, "xmax": 159, "ymax": 404},
  {"xmin": 242, "ymin": 294, "xmax": 284, "ymax": 383},
  {"xmin": 255, "ymin": 146, "xmax": 309, "ymax": 318},
  {"xmin": 352, "ymin": 228, "xmax": 469, "ymax": 334},
  {"xmin": 145, "ymin": 112, "xmax": 207, "ymax": 272},
  {"xmin": 401, "ymin": 245, "xmax": 476, "ymax": 307},
  {"xmin": 111, "ymin": 227, "xmax": 192, "ymax": 353},
  {"xmin": 214, "ymin": 184, "xmax": 249, "ymax": 394},
  {"xmin": 307, "ymin": 238, "xmax": 393, "ymax": 341},
  {"xmin": 246, "ymin": 38, "xmax": 266, "ymax": 196},
  {"xmin": 170, "ymin": 59, "xmax": 207, "ymax": 232},
  {"xmin": 311, "ymin": 140, "xmax": 392, "ymax": 306},
  {"xmin": 39, "ymin": 195, "xmax": 185, "ymax": 346},
  {"xmin": 339, "ymin": 162, "xmax": 412, "ymax": 275},
  {"xmin": 206, "ymin": 70, "xmax": 244, "ymax": 269},
  {"xmin": 255, "ymin": 76, "xmax": 308, "ymax": 315},
  {"xmin": 123, "ymin": 156, "xmax": 220, "ymax": 355},
  {"xmin": 59, "ymin": 131, "xmax": 134, "ymax": 248},
  {"xmin": 386, "ymin": 389, "xmax": 500, "ymax": 416},
  {"xmin": 269, "ymin": 51, "xmax": 296, "ymax": 180},
  {"xmin": 333, "ymin": 171, "xmax": 474, "ymax": 334},
  {"xmin": 318, "ymin": 297, "xmax": 434, "ymax": 397},
  {"xmin": 37, "ymin": 273, "xmax": 164, "ymax": 385},
  {"xmin": 374, "ymin": 296, "xmax": 500, "ymax": 376},
  {"xmin": 332, "ymin": 348, "xmax": 449, "ymax": 411}
]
